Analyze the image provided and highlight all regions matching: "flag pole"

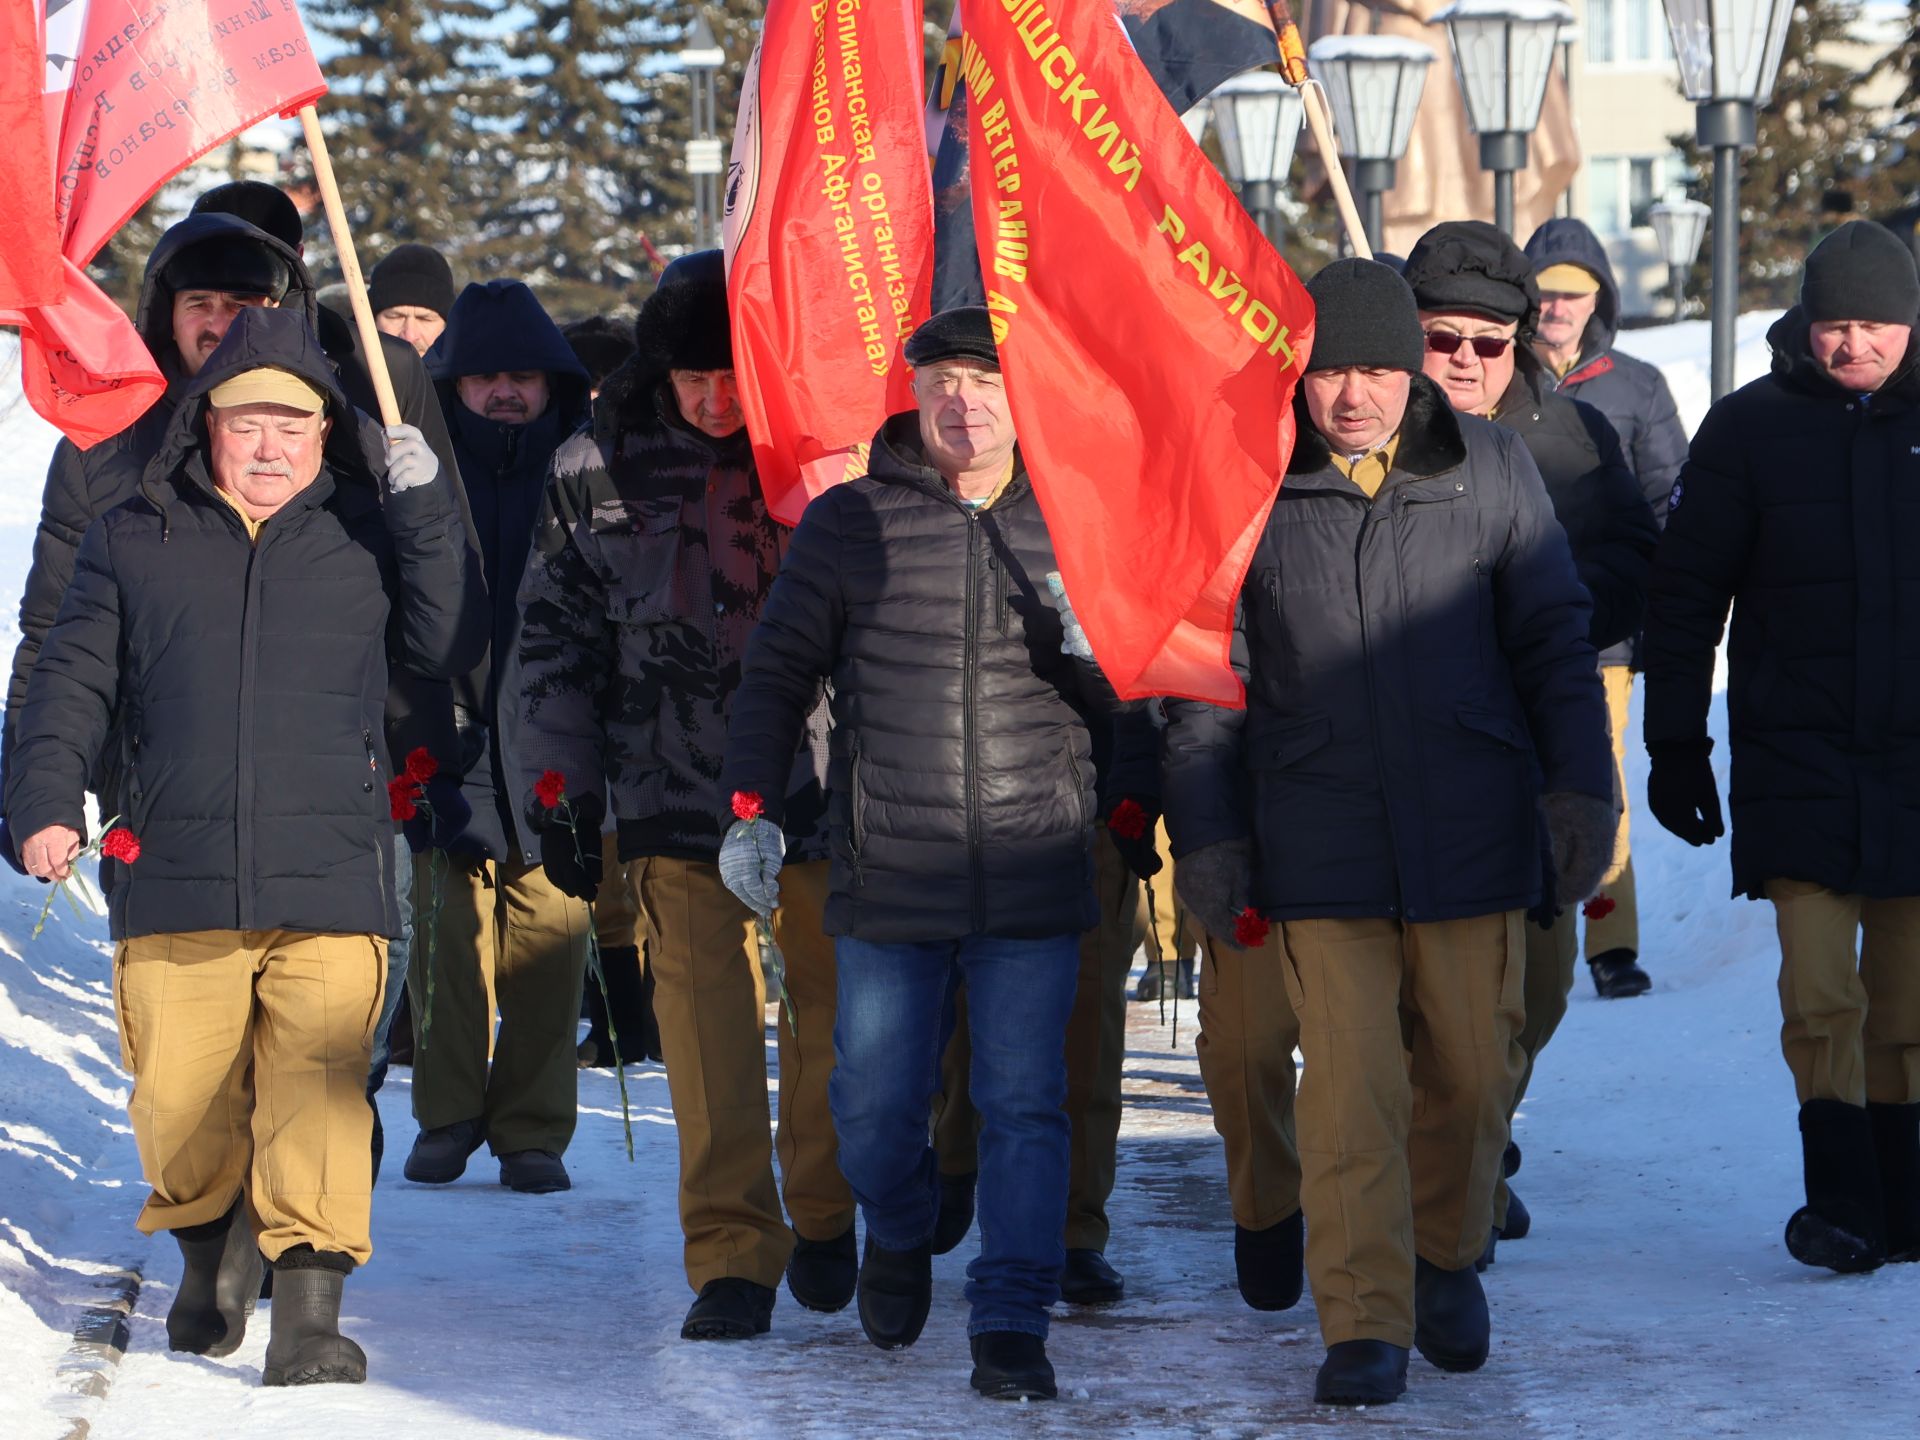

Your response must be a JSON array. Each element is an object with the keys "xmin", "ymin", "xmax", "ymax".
[
  {"xmin": 1263, "ymin": 3, "xmax": 1373, "ymax": 261},
  {"xmin": 296, "ymin": 104, "xmax": 402, "ymax": 426}
]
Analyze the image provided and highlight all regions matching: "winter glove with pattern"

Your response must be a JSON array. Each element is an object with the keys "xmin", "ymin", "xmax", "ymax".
[
  {"xmin": 538, "ymin": 792, "xmax": 604, "ymax": 903},
  {"xmin": 1044, "ymin": 571, "xmax": 1094, "ymax": 662},
  {"xmin": 1646, "ymin": 739, "xmax": 1724, "ymax": 847},
  {"xmin": 383, "ymin": 424, "xmax": 439, "ymax": 494},
  {"xmin": 718, "ymin": 818, "xmax": 787, "ymax": 917},
  {"xmin": 1174, "ymin": 837, "xmax": 1255, "ymax": 949},
  {"xmin": 1543, "ymin": 790, "xmax": 1620, "ymax": 907}
]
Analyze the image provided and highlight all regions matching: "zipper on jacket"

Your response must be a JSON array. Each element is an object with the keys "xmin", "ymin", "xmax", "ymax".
[
  {"xmin": 965, "ymin": 514, "xmax": 984, "ymax": 933},
  {"xmin": 1352, "ymin": 495, "xmax": 1401, "ymax": 919},
  {"xmin": 234, "ymin": 531, "xmax": 266, "ymax": 929},
  {"xmin": 848, "ymin": 734, "xmax": 867, "ymax": 886},
  {"xmin": 989, "ymin": 546, "xmax": 1009, "ymax": 633}
]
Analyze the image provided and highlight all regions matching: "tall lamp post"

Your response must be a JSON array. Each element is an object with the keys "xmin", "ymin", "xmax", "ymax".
[
  {"xmin": 1307, "ymin": 35, "xmax": 1435, "ymax": 256},
  {"xmin": 1209, "ymin": 71, "xmax": 1306, "ymax": 243},
  {"xmin": 679, "ymin": 12, "xmax": 725, "ymax": 249},
  {"xmin": 1657, "ymin": 0, "xmax": 1794, "ymax": 400},
  {"xmin": 1650, "ymin": 198, "xmax": 1712, "ymax": 317},
  {"xmin": 1432, "ymin": 0, "xmax": 1573, "ymax": 237}
]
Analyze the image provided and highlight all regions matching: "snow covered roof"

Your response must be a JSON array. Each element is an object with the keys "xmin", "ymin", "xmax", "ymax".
[{"xmin": 1308, "ymin": 35, "xmax": 1439, "ymax": 64}]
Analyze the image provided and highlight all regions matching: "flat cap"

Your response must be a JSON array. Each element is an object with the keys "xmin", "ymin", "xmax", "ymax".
[{"xmin": 904, "ymin": 306, "xmax": 999, "ymax": 368}]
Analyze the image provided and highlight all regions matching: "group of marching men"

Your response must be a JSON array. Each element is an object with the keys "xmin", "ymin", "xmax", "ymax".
[{"xmin": 4, "ymin": 170, "xmax": 1918, "ymax": 1406}]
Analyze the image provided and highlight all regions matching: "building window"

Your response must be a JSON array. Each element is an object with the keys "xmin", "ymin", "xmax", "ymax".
[
  {"xmin": 1586, "ymin": 0, "xmax": 1672, "ymax": 68},
  {"xmin": 1588, "ymin": 156, "xmax": 1625, "ymax": 236},
  {"xmin": 1586, "ymin": 151, "xmax": 1689, "ymax": 236},
  {"xmin": 1588, "ymin": 0, "xmax": 1616, "ymax": 64}
]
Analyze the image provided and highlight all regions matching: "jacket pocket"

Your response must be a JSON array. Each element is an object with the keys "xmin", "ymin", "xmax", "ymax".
[
  {"xmin": 607, "ymin": 508, "xmax": 685, "ymax": 629},
  {"xmin": 848, "ymin": 735, "xmax": 868, "ymax": 883},
  {"xmin": 112, "ymin": 942, "xmax": 137, "ymax": 1073},
  {"xmin": 1457, "ymin": 706, "xmax": 1530, "ymax": 751},
  {"xmin": 1246, "ymin": 713, "xmax": 1333, "ymax": 771}
]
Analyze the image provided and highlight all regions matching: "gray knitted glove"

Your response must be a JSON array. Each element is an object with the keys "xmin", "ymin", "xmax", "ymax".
[
  {"xmin": 383, "ymin": 423, "xmax": 439, "ymax": 493},
  {"xmin": 1173, "ymin": 837, "xmax": 1255, "ymax": 948},
  {"xmin": 1544, "ymin": 791, "xmax": 1619, "ymax": 907},
  {"xmin": 1044, "ymin": 571, "xmax": 1094, "ymax": 661},
  {"xmin": 718, "ymin": 818, "xmax": 786, "ymax": 917}
]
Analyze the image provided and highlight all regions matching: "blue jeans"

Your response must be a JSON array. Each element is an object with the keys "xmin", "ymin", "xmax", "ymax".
[
  {"xmin": 832, "ymin": 932, "xmax": 1080, "ymax": 1338},
  {"xmin": 365, "ymin": 841, "xmax": 414, "ymax": 1180}
]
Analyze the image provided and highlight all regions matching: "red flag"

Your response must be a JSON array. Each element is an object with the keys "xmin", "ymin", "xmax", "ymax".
[
  {"xmin": 0, "ymin": 0, "xmax": 60, "ymax": 308},
  {"xmin": 724, "ymin": 0, "xmax": 934, "ymax": 525},
  {"xmin": 1, "ymin": 0, "xmax": 327, "ymax": 448},
  {"xmin": 961, "ymin": 2, "xmax": 1314, "ymax": 705}
]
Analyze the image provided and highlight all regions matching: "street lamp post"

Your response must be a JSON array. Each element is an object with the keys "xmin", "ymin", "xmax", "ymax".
[
  {"xmin": 1649, "ymin": 198, "xmax": 1712, "ymax": 316},
  {"xmin": 1209, "ymin": 71, "xmax": 1306, "ymax": 244},
  {"xmin": 679, "ymin": 12, "xmax": 725, "ymax": 249},
  {"xmin": 1432, "ymin": 0, "xmax": 1574, "ymax": 237},
  {"xmin": 1657, "ymin": 0, "xmax": 1794, "ymax": 400},
  {"xmin": 1307, "ymin": 35, "xmax": 1436, "ymax": 255}
]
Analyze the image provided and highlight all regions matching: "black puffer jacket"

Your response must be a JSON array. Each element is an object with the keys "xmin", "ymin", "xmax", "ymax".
[
  {"xmin": 724, "ymin": 415, "xmax": 1125, "ymax": 942},
  {"xmin": 3, "ymin": 215, "xmax": 463, "ymax": 813},
  {"xmin": 1492, "ymin": 354, "xmax": 1659, "ymax": 652},
  {"xmin": 425, "ymin": 281, "xmax": 591, "ymax": 861},
  {"xmin": 1524, "ymin": 218, "xmax": 1688, "ymax": 663},
  {"xmin": 1643, "ymin": 310, "xmax": 1920, "ymax": 900},
  {"xmin": 1163, "ymin": 378, "xmax": 1613, "ymax": 922},
  {"xmin": 3, "ymin": 308, "xmax": 487, "ymax": 939}
]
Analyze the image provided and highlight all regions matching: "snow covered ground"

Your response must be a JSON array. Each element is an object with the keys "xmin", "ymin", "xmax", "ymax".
[{"xmin": 5, "ymin": 317, "xmax": 1918, "ymax": 1438}]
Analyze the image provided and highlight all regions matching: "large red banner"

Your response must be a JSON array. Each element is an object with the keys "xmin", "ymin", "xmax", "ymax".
[
  {"xmin": 962, "ymin": 0, "xmax": 1314, "ymax": 705},
  {"xmin": 724, "ymin": 0, "xmax": 934, "ymax": 525},
  {"xmin": 1, "ymin": 0, "xmax": 327, "ymax": 447}
]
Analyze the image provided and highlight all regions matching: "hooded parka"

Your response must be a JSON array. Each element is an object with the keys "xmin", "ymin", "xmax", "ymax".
[
  {"xmin": 1642, "ymin": 309, "xmax": 1920, "ymax": 901},
  {"xmin": 3, "ymin": 307, "xmax": 488, "ymax": 939},
  {"xmin": 1163, "ymin": 378, "xmax": 1613, "ymax": 922}
]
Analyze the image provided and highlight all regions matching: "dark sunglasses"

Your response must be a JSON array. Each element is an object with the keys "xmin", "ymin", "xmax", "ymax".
[{"xmin": 1424, "ymin": 331, "xmax": 1513, "ymax": 359}]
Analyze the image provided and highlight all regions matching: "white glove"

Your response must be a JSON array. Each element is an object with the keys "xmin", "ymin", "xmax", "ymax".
[
  {"xmin": 718, "ymin": 818, "xmax": 786, "ymax": 917},
  {"xmin": 383, "ymin": 423, "xmax": 439, "ymax": 493},
  {"xmin": 1045, "ymin": 570, "xmax": 1094, "ymax": 661}
]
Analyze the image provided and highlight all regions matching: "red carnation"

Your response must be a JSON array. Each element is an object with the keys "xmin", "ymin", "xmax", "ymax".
[
  {"xmin": 1582, "ymin": 893, "xmax": 1617, "ymax": 921},
  {"xmin": 1107, "ymin": 797, "xmax": 1149, "ymax": 841},
  {"xmin": 404, "ymin": 747, "xmax": 439, "ymax": 783},
  {"xmin": 388, "ymin": 776, "xmax": 421, "ymax": 822},
  {"xmin": 731, "ymin": 790, "xmax": 765, "ymax": 822},
  {"xmin": 535, "ymin": 770, "xmax": 568, "ymax": 810},
  {"xmin": 1234, "ymin": 906, "xmax": 1270, "ymax": 947},
  {"xmin": 100, "ymin": 828, "xmax": 141, "ymax": 864}
]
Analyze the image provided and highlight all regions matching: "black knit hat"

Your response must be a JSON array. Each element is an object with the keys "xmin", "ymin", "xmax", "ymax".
[
  {"xmin": 904, "ymin": 306, "xmax": 998, "ymax": 368},
  {"xmin": 1801, "ymin": 221, "xmax": 1920, "ymax": 326},
  {"xmin": 163, "ymin": 233, "xmax": 292, "ymax": 302},
  {"xmin": 563, "ymin": 315, "xmax": 638, "ymax": 390},
  {"xmin": 632, "ymin": 250, "xmax": 732, "ymax": 375},
  {"xmin": 1304, "ymin": 259, "xmax": 1423, "ymax": 373},
  {"xmin": 1403, "ymin": 220, "xmax": 1539, "ymax": 331},
  {"xmin": 190, "ymin": 181, "xmax": 304, "ymax": 252},
  {"xmin": 369, "ymin": 243, "xmax": 456, "ymax": 319}
]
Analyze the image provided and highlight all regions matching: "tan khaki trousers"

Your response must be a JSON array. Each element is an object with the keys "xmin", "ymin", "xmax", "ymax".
[
  {"xmin": 408, "ymin": 853, "xmax": 589, "ymax": 1155},
  {"xmin": 1584, "ymin": 665, "xmax": 1639, "ymax": 957},
  {"xmin": 1495, "ymin": 910, "xmax": 1579, "ymax": 1227},
  {"xmin": 631, "ymin": 855, "xmax": 845, "ymax": 1291},
  {"xmin": 1146, "ymin": 828, "xmax": 1199, "ymax": 966},
  {"xmin": 1196, "ymin": 926, "xmax": 1303, "ymax": 1230},
  {"xmin": 1769, "ymin": 879, "xmax": 1920, "ymax": 1106},
  {"xmin": 115, "ymin": 929, "xmax": 386, "ymax": 1265},
  {"xmin": 934, "ymin": 829, "xmax": 1144, "ymax": 1250},
  {"xmin": 1277, "ymin": 911, "xmax": 1525, "ymax": 1348}
]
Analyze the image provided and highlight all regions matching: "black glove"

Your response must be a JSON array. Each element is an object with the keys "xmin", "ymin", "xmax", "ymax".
[
  {"xmin": 1104, "ymin": 798, "xmax": 1163, "ymax": 882},
  {"xmin": 1646, "ymin": 738, "xmax": 1724, "ymax": 847},
  {"xmin": 538, "ymin": 792, "xmax": 605, "ymax": 902},
  {"xmin": 400, "ymin": 775, "xmax": 473, "ymax": 854},
  {"xmin": 0, "ymin": 815, "xmax": 28, "ymax": 877}
]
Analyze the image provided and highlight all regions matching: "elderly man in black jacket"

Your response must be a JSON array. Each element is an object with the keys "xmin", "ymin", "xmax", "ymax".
[
  {"xmin": 5, "ymin": 307, "xmax": 484, "ymax": 1386},
  {"xmin": 721, "ymin": 308, "xmax": 1125, "ymax": 1402},
  {"xmin": 1165, "ymin": 260, "xmax": 1614, "ymax": 1407},
  {"xmin": 403, "ymin": 280, "xmax": 594, "ymax": 1196},
  {"xmin": 1643, "ymin": 220, "xmax": 1920, "ymax": 1276},
  {"xmin": 1403, "ymin": 220, "xmax": 1658, "ymax": 1248}
]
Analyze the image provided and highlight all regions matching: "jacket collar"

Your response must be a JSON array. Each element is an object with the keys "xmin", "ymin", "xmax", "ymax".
[
  {"xmin": 1289, "ymin": 374, "xmax": 1468, "ymax": 484},
  {"xmin": 867, "ymin": 412, "xmax": 1031, "ymax": 508},
  {"xmin": 1766, "ymin": 306, "xmax": 1920, "ymax": 414}
]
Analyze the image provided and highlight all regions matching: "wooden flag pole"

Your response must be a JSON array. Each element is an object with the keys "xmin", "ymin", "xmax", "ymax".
[
  {"xmin": 296, "ymin": 104, "xmax": 402, "ymax": 426},
  {"xmin": 1264, "ymin": 2, "xmax": 1373, "ymax": 261}
]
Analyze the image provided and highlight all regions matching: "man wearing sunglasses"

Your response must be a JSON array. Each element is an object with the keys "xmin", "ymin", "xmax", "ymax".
[{"xmin": 1402, "ymin": 221, "xmax": 1659, "ymax": 1260}]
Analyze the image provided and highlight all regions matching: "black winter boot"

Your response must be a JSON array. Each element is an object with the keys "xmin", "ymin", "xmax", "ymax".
[
  {"xmin": 1234, "ymin": 1212, "xmax": 1304, "ymax": 1311},
  {"xmin": 385, "ymin": 988, "xmax": 414, "ymax": 1068},
  {"xmin": 1868, "ymin": 1102, "xmax": 1920, "ymax": 1261},
  {"xmin": 969, "ymin": 1331, "xmax": 1056, "ymax": 1401},
  {"xmin": 166, "ymin": 1199, "xmax": 263, "ymax": 1358},
  {"xmin": 787, "ymin": 1225, "xmax": 858, "ymax": 1312},
  {"xmin": 856, "ymin": 1236, "xmax": 933, "ymax": 1350},
  {"xmin": 681, "ymin": 1278, "xmax": 776, "ymax": 1340},
  {"xmin": 1499, "ymin": 1189, "xmax": 1532, "ymax": 1240},
  {"xmin": 261, "ymin": 1249, "xmax": 365, "ymax": 1386},
  {"xmin": 932, "ymin": 1171, "xmax": 976, "ymax": 1255},
  {"xmin": 1589, "ymin": 948, "xmax": 1652, "ymax": 999},
  {"xmin": 1314, "ymin": 1340, "xmax": 1409, "ymax": 1406},
  {"xmin": 1413, "ymin": 1257, "xmax": 1490, "ymax": 1373},
  {"xmin": 498, "ymin": 1150, "xmax": 571, "ymax": 1193},
  {"xmin": 1059, "ymin": 1248, "xmax": 1125, "ymax": 1305},
  {"xmin": 579, "ymin": 945, "xmax": 657, "ymax": 1067},
  {"xmin": 403, "ymin": 1117, "xmax": 485, "ymax": 1184},
  {"xmin": 1175, "ymin": 955, "xmax": 1197, "ymax": 999},
  {"xmin": 1785, "ymin": 1099, "xmax": 1886, "ymax": 1273},
  {"xmin": 1134, "ymin": 962, "xmax": 1165, "ymax": 1002}
]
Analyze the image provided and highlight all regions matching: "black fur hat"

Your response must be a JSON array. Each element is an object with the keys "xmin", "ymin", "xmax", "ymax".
[
  {"xmin": 190, "ymin": 181, "xmax": 304, "ymax": 252},
  {"xmin": 632, "ymin": 250, "xmax": 732, "ymax": 376},
  {"xmin": 563, "ymin": 315, "xmax": 638, "ymax": 390}
]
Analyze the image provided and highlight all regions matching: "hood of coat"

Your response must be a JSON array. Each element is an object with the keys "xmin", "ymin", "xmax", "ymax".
[
  {"xmin": 141, "ymin": 306, "xmax": 381, "ymax": 513},
  {"xmin": 1289, "ymin": 374, "xmax": 1468, "ymax": 480},
  {"xmin": 426, "ymin": 279, "xmax": 591, "ymax": 432},
  {"xmin": 1522, "ymin": 217, "xmax": 1620, "ymax": 365},
  {"xmin": 135, "ymin": 213, "xmax": 317, "ymax": 374},
  {"xmin": 1766, "ymin": 305, "xmax": 1920, "ymax": 411}
]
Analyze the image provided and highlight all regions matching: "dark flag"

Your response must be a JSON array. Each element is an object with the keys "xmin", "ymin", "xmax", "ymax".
[{"xmin": 927, "ymin": 0, "xmax": 1281, "ymax": 309}]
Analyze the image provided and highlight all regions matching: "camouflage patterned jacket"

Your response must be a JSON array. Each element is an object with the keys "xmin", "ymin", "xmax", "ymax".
[{"xmin": 506, "ymin": 365, "xmax": 829, "ymax": 862}]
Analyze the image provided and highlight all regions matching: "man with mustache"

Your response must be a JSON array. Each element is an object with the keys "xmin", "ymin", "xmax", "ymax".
[{"xmin": 402, "ymin": 281, "xmax": 596, "ymax": 1195}]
